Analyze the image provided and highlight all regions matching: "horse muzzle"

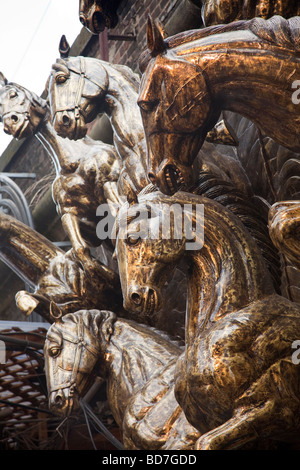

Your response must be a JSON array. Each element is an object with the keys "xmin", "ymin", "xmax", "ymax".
[
  {"xmin": 79, "ymin": 4, "xmax": 118, "ymax": 34},
  {"xmin": 53, "ymin": 110, "xmax": 87, "ymax": 140},
  {"xmin": 2, "ymin": 113, "xmax": 31, "ymax": 139},
  {"xmin": 80, "ymin": 10, "xmax": 106, "ymax": 34},
  {"xmin": 48, "ymin": 385, "xmax": 79, "ymax": 417},
  {"xmin": 126, "ymin": 285, "xmax": 160, "ymax": 323},
  {"xmin": 149, "ymin": 161, "xmax": 194, "ymax": 196}
]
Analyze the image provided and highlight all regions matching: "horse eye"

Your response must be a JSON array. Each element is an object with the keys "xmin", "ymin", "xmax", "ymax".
[
  {"xmin": 9, "ymin": 91, "xmax": 17, "ymax": 99},
  {"xmin": 126, "ymin": 235, "xmax": 140, "ymax": 245},
  {"xmin": 138, "ymin": 100, "xmax": 158, "ymax": 112},
  {"xmin": 55, "ymin": 74, "xmax": 67, "ymax": 84},
  {"xmin": 50, "ymin": 347, "xmax": 61, "ymax": 357}
]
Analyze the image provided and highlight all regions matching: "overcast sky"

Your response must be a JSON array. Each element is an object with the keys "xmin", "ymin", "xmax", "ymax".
[{"xmin": 0, "ymin": 0, "xmax": 82, "ymax": 154}]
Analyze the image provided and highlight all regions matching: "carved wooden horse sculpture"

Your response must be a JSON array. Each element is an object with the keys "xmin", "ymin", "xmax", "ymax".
[
  {"xmin": 47, "ymin": 50, "xmax": 236, "ymax": 197},
  {"xmin": 114, "ymin": 190, "xmax": 300, "ymax": 449},
  {"xmin": 0, "ymin": 73, "xmax": 120, "ymax": 286},
  {"xmin": 0, "ymin": 213, "xmax": 123, "ymax": 322},
  {"xmin": 47, "ymin": 53, "xmax": 149, "ymax": 196},
  {"xmin": 138, "ymin": 15, "xmax": 300, "ymax": 194},
  {"xmin": 44, "ymin": 309, "xmax": 200, "ymax": 450}
]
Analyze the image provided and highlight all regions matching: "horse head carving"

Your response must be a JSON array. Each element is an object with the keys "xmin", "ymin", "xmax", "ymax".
[
  {"xmin": 44, "ymin": 309, "xmax": 115, "ymax": 416},
  {"xmin": 114, "ymin": 191, "xmax": 191, "ymax": 323},
  {"xmin": 138, "ymin": 15, "xmax": 300, "ymax": 194},
  {"xmin": 48, "ymin": 56, "xmax": 109, "ymax": 140},
  {"xmin": 44, "ymin": 308, "xmax": 200, "ymax": 449},
  {"xmin": 0, "ymin": 73, "xmax": 48, "ymax": 139},
  {"xmin": 138, "ymin": 17, "xmax": 213, "ymax": 193}
]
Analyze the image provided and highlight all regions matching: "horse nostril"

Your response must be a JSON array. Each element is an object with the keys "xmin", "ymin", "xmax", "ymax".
[
  {"xmin": 79, "ymin": 15, "xmax": 86, "ymax": 27},
  {"xmin": 54, "ymin": 393, "xmax": 64, "ymax": 407},
  {"xmin": 62, "ymin": 113, "xmax": 70, "ymax": 126},
  {"xmin": 148, "ymin": 172, "xmax": 156, "ymax": 185},
  {"xmin": 131, "ymin": 292, "xmax": 142, "ymax": 305},
  {"xmin": 148, "ymin": 288, "xmax": 155, "ymax": 298},
  {"xmin": 11, "ymin": 114, "xmax": 18, "ymax": 123}
]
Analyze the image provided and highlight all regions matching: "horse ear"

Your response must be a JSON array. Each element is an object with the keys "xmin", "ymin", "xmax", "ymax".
[
  {"xmin": 59, "ymin": 35, "xmax": 70, "ymax": 58},
  {"xmin": 50, "ymin": 301, "xmax": 63, "ymax": 322},
  {"xmin": 206, "ymin": 119, "xmax": 239, "ymax": 146},
  {"xmin": 0, "ymin": 72, "xmax": 8, "ymax": 87},
  {"xmin": 147, "ymin": 15, "xmax": 166, "ymax": 55},
  {"xmin": 85, "ymin": 310, "xmax": 116, "ymax": 343}
]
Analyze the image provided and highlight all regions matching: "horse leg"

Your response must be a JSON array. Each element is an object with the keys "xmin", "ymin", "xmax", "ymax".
[
  {"xmin": 268, "ymin": 201, "xmax": 300, "ymax": 269},
  {"xmin": 15, "ymin": 290, "xmax": 40, "ymax": 317},
  {"xmin": 195, "ymin": 401, "xmax": 285, "ymax": 450},
  {"xmin": 0, "ymin": 213, "xmax": 63, "ymax": 285},
  {"xmin": 61, "ymin": 213, "xmax": 117, "ymax": 286},
  {"xmin": 103, "ymin": 181, "xmax": 121, "ymax": 214}
]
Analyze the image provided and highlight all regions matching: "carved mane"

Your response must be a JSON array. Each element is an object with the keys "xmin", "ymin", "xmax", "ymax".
[
  {"xmin": 192, "ymin": 172, "xmax": 281, "ymax": 292},
  {"xmin": 139, "ymin": 15, "xmax": 300, "ymax": 72}
]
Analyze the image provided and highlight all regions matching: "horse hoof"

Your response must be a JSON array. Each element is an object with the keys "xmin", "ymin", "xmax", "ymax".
[{"xmin": 195, "ymin": 435, "xmax": 218, "ymax": 450}]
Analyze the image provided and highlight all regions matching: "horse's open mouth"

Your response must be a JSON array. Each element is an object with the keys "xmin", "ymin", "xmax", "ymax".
[
  {"xmin": 72, "ymin": 116, "xmax": 87, "ymax": 141},
  {"xmin": 144, "ymin": 289, "xmax": 157, "ymax": 317},
  {"xmin": 50, "ymin": 388, "xmax": 79, "ymax": 418},
  {"xmin": 12, "ymin": 119, "xmax": 30, "ymax": 140},
  {"xmin": 164, "ymin": 165, "xmax": 185, "ymax": 194},
  {"xmin": 92, "ymin": 12, "xmax": 106, "ymax": 33}
]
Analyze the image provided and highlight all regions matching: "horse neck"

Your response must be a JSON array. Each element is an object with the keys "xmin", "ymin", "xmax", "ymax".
[
  {"xmin": 100, "ymin": 62, "xmax": 147, "ymax": 161},
  {"xmin": 35, "ymin": 115, "xmax": 78, "ymax": 174},
  {"xmin": 0, "ymin": 214, "xmax": 63, "ymax": 288},
  {"xmin": 102, "ymin": 318, "xmax": 180, "ymax": 424},
  {"xmin": 184, "ymin": 202, "xmax": 275, "ymax": 341},
  {"xmin": 177, "ymin": 31, "xmax": 299, "ymax": 141}
]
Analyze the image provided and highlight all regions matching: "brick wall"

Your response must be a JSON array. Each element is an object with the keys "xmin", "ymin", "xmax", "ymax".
[{"xmin": 106, "ymin": 0, "xmax": 180, "ymax": 71}]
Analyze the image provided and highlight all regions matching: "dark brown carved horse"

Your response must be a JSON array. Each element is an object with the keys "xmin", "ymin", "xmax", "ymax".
[
  {"xmin": 0, "ymin": 213, "xmax": 123, "ymax": 322},
  {"xmin": 47, "ymin": 54, "xmax": 149, "ymax": 196},
  {"xmin": 138, "ymin": 15, "xmax": 300, "ymax": 194},
  {"xmin": 44, "ymin": 309, "xmax": 200, "ymax": 450},
  {"xmin": 114, "ymin": 189, "xmax": 300, "ymax": 449},
  {"xmin": 47, "ymin": 52, "xmax": 237, "ymax": 197},
  {"xmin": 0, "ymin": 74, "xmax": 121, "ymax": 285}
]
